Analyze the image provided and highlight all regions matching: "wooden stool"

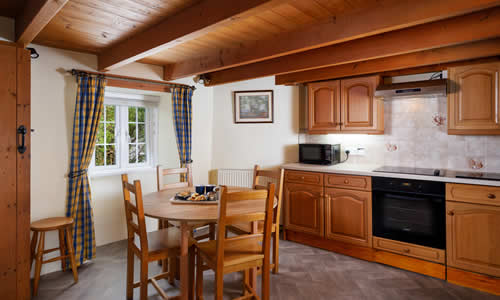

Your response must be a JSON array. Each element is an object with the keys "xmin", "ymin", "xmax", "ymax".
[{"xmin": 30, "ymin": 217, "xmax": 78, "ymax": 296}]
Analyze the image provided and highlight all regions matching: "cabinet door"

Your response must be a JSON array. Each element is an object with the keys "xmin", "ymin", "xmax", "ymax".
[
  {"xmin": 447, "ymin": 201, "xmax": 500, "ymax": 277},
  {"xmin": 308, "ymin": 80, "xmax": 341, "ymax": 133},
  {"xmin": 341, "ymin": 76, "xmax": 383, "ymax": 133},
  {"xmin": 325, "ymin": 188, "xmax": 372, "ymax": 247},
  {"xmin": 448, "ymin": 63, "xmax": 500, "ymax": 134},
  {"xmin": 284, "ymin": 182, "xmax": 324, "ymax": 236}
]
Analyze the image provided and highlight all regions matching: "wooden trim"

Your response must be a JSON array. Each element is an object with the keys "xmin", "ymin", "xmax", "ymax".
[
  {"xmin": 374, "ymin": 250, "xmax": 446, "ymax": 280},
  {"xmin": 16, "ymin": 47, "xmax": 31, "ymax": 300},
  {"xmin": 15, "ymin": 0, "xmax": 70, "ymax": 47},
  {"xmin": 164, "ymin": 0, "xmax": 500, "ymax": 80},
  {"xmin": 447, "ymin": 267, "xmax": 500, "ymax": 296},
  {"xmin": 373, "ymin": 237, "xmax": 445, "ymax": 264},
  {"xmin": 276, "ymin": 39, "xmax": 500, "ymax": 85},
  {"xmin": 205, "ymin": 7, "xmax": 500, "ymax": 86},
  {"xmin": 98, "ymin": 0, "xmax": 287, "ymax": 71},
  {"xmin": 286, "ymin": 230, "xmax": 375, "ymax": 262}
]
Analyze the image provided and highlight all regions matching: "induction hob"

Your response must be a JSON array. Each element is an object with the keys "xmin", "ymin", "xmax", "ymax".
[
  {"xmin": 454, "ymin": 171, "xmax": 500, "ymax": 181},
  {"xmin": 373, "ymin": 166, "xmax": 443, "ymax": 176}
]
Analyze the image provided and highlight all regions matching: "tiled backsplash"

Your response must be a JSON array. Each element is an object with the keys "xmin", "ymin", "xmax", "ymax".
[{"xmin": 300, "ymin": 97, "xmax": 500, "ymax": 172}]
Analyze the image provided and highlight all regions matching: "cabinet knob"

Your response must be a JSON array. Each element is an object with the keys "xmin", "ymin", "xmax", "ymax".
[
  {"xmin": 403, "ymin": 248, "xmax": 410, "ymax": 253},
  {"xmin": 344, "ymin": 179, "xmax": 350, "ymax": 184},
  {"xmin": 300, "ymin": 176, "xmax": 305, "ymax": 180},
  {"xmin": 447, "ymin": 210, "xmax": 455, "ymax": 216},
  {"xmin": 488, "ymin": 193, "xmax": 496, "ymax": 199}
]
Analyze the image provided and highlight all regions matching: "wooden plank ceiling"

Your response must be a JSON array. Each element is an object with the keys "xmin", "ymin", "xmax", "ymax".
[{"xmin": 5, "ymin": 0, "xmax": 500, "ymax": 85}]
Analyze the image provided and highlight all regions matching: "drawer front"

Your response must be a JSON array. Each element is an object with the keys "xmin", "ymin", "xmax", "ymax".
[
  {"xmin": 373, "ymin": 237, "xmax": 445, "ymax": 264},
  {"xmin": 447, "ymin": 183, "xmax": 500, "ymax": 206},
  {"xmin": 285, "ymin": 171, "xmax": 323, "ymax": 186},
  {"xmin": 326, "ymin": 174, "xmax": 371, "ymax": 191}
]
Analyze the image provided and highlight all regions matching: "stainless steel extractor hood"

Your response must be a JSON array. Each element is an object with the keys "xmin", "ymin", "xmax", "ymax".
[{"xmin": 375, "ymin": 79, "xmax": 447, "ymax": 100}]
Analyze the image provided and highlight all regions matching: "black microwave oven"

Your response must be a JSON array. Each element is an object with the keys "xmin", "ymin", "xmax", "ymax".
[{"xmin": 299, "ymin": 144, "xmax": 341, "ymax": 165}]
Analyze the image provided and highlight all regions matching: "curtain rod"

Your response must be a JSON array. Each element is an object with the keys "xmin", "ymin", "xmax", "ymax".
[{"xmin": 67, "ymin": 69, "xmax": 196, "ymax": 90}]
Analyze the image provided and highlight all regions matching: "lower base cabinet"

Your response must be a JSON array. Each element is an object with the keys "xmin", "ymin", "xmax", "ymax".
[
  {"xmin": 325, "ymin": 188, "xmax": 372, "ymax": 247},
  {"xmin": 446, "ymin": 201, "xmax": 500, "ymax": 277},
  {"xmin": 284, "ymin": 182, "xmax": 324, "ymax": 236}
]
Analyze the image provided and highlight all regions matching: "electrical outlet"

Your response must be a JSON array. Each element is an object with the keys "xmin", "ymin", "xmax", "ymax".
[{"xmin": 345, "ymin": 146, "xmax": 366, "ymax": 156}]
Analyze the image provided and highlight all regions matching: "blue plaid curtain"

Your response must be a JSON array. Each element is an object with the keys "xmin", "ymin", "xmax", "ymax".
[
  {"xmin": 66, "ymin": 74, "xmax": 106, "ymax": 265},
  {"xmin": 172, "ymin": 87, "xmax": 193, "ymax": 180}
]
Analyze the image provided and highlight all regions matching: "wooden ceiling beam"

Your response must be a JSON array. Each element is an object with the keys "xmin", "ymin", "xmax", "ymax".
[
  {"xmin": 165, "ymin": 0, "xmax": 500, "ymax": 80},
  {"xmin": 97, "ymin": 0, "xmax": 287, "ymax": 71},
  {"xmin": 203, "ymin": 7, "xmax": 500, "ymax": 86},
  {"xmin": 275, "ymin": 39, "xmax": 500, "ymax": 84},
  {"xmin": 15, "ymin": 0, "xmax": 70, "ymax": 47}
]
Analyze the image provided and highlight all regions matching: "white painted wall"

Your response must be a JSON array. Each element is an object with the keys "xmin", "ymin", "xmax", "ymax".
[
  {"xmin": 29, "ymin": 44, "xmax": 213, "ymax": 274},
  {"xmin": 211, "ymin": 77, "xmax": 300, "ymax": 172}
]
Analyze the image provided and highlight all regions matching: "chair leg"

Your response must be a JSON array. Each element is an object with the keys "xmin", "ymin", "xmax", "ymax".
[
  {"xmin": 196, "ymin": 255, "xmax": 204, "ymax": 300},
  {"xmin": 158, "ymin": 220, "xmax": 164, "ymax": 267},
  {"xmin": 140, "ymin": 259, "xmax": 148, "ymax": 300},
  {"xmin": 262, "ymin": 259, "xmax": 271, "ymax": 300},
  {"xmin": 65, "ymin": 227, "xmax": 79, "ymax": 283},
  {"xmin": 168, "ymin": 257, "xmax": 176, "ymax": 285},
  {"xmin": 272, "ymin": 231, "xmax": 279, "ymax": 274},
  {"xmin": 58, "ymin": 229, "xmax": 67, "ymax": 272},
  {"xmin": 215, "ymin": 269, "xmax": 224, "ymax": 300},
  {"xmin": 30, "ymin": 231, "xmax": 38, "ymax": 271},
  {"xmin": 126, "ymin": 242, "xmax": 134, "ymax": 300},
  {"xmin": 243, "ymin": 269, "xmax": 250, "ymax": 297},
  {"xmin": 32, "ymin": 232, "xmax": 45, "ymax": 297}
]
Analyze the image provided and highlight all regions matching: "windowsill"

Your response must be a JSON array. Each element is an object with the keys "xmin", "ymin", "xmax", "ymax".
[{"xmin": 89, "ymin": 166, "xmax": 155, "ymax": 178}]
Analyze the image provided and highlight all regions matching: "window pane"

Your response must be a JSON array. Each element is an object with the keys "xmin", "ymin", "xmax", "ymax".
[
  {"xmin": 128, "ymin": 107, "xmax": 136, "ymax": 122},
  {"xmin": 129, "ymin": 144, "xmax": 137, "ymax": 163},
  {"xmin": 138, "ymin": 107, "xmax": 145, "ymax": 122},
  {"xmin": 106, "ymin": 145, "xmax": 116, "ymax": 165},
  {"xmin": 106, "ymin": 123, "xmax": 115, "ymax": 144},
  {"xmin": 100, "ymin": 110, "xmax": 104, "ymax": 122},
  {"xmin": 138, "ymin": 124, "xmax": 145, "ymax": 143},
  {"xmin": 106, "ymin": 105, "xmax": 115, "ymax": 122},
  {"xmin": 138, "ymin": 144, "xmax": 146, "ymax": 163},
  {"xmin": 95, "ymin": 145, "xmax": 105, "ymax": 166},
  {"xmin": 97, "ymin": 123, "xmax": 104, "ymax": 144},
  {"xmin": 129, "ymin": 123, "xmax": 137, "ymax": 143}
]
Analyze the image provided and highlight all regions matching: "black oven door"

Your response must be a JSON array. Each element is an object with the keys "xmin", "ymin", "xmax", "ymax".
[{"xmin": 372, "ymin": 191, "xmax": 445, "ymax": 249}]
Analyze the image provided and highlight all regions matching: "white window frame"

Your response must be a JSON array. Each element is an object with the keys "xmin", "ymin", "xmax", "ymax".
[{"xmin": 89, "ymin": 92, "xmax": 159, "ymax": 177}]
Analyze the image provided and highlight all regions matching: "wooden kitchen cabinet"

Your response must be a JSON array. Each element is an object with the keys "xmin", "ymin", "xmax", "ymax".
[
  {"xmin": 307, "ymin": 80, "xmax": 341, "ymax": 133},
  {"xmin": 284, "ymin": 182, "xmax": 324, "ymax": 236},
  {"xmin": 341, "ymin": 76, "xmax": 384, "ymax": 133},
  {"xmin": 307, "ymin": 75, "xmax": 383, "ymax": 134},
  {"xmin": 446, "ymin": 201, "xmax": 500, "ymax": 277},
  {"xmin": 325, "ymin": 187, "xmax": 372, "ymax": 247},
  {"xmin": 448, "ymin": 62, "xmax": 500, "ymax": 135}
]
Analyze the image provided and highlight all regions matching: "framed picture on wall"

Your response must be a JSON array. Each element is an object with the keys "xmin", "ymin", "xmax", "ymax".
[{"xmin": 233, "ymin": 90, "xmax": 274, "ymax": 123}]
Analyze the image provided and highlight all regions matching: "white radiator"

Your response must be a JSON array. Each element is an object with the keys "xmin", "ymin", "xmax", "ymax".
[{"xmin": 217, "ymin": 169, "xmax": 253, "ymax": 188}]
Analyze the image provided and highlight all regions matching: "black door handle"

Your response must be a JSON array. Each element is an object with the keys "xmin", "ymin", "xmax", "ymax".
[{"xmin": 17, "ymin": 125, "xmax": 27, "ymax": 154}]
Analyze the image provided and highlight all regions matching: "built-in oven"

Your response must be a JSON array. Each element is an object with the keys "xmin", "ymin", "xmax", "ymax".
[{"xmin": 372, "ymin": 176, "xmax": 446, "ymax": 249}]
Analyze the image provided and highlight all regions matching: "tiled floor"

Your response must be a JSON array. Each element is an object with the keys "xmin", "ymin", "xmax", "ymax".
[{"xmin": 35, "ymin": 239, "xmax": 500, "ymax": 299}]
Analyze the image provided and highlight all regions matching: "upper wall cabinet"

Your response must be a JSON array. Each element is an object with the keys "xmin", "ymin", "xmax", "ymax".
[
  {"xmin": 448, "ymin": 62, "xmax": 500, "ymax": 135},
  {"xmin": 308, "ymin": 80, "xmax": 341, "ymax": 132},
  {"xmin": 341, "ymin": 76, "xmax": 383, "ymax": 133},
  {"xmin": 306, "ymin": 75, "xmax": 383, "ymax": 134}
]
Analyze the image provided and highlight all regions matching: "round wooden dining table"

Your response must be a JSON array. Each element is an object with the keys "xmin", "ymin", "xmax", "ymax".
[{"xmin": 142, "ymin": 186, "xmax": 275, "ymax": 300}]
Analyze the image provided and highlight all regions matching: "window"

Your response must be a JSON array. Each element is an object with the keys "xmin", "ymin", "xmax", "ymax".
[{"xmin": 91, "ymin": 92, "xmax": 158, "ymax": 175}]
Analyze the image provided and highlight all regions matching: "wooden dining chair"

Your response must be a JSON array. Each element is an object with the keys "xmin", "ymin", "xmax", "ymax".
[
  {"xmin": 157, "ymin": 164, "xmax": 215, "ymax": 241},
  {"xmin": 122, "ymin": 174, "xmax": 194, "ymax": 300},
  {"xmin": 195, "ymin": 184, "xmax": 275, "ymax": 300},
  {"xmin": 226, "ymin": 165, "xmax": 284, "ymax": 273}
]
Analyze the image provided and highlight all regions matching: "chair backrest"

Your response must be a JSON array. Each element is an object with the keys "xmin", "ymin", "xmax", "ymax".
[
  {"xmin": 121, "ymin": 174, "xmax": 148, "ymax": 253},
  {"xmin": 156, "ymin": 164, "xmax": 193, "ymax": 191},
  {"xmin": 252, "ymin": 165, "xmax": 284, "ymax": 225},
  {"xmin": 215, "ymin": 184, "xmax": 275, "ymax": 268}
]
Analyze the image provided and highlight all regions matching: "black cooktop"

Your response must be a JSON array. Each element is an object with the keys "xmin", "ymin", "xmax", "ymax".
[
  {"xmin": 455, "ymin": 171, "xmax": 500, "ymax": 181},
  {"xmin": 373, "ymin": 166, "xmax": 443, "ymax": 176}
]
